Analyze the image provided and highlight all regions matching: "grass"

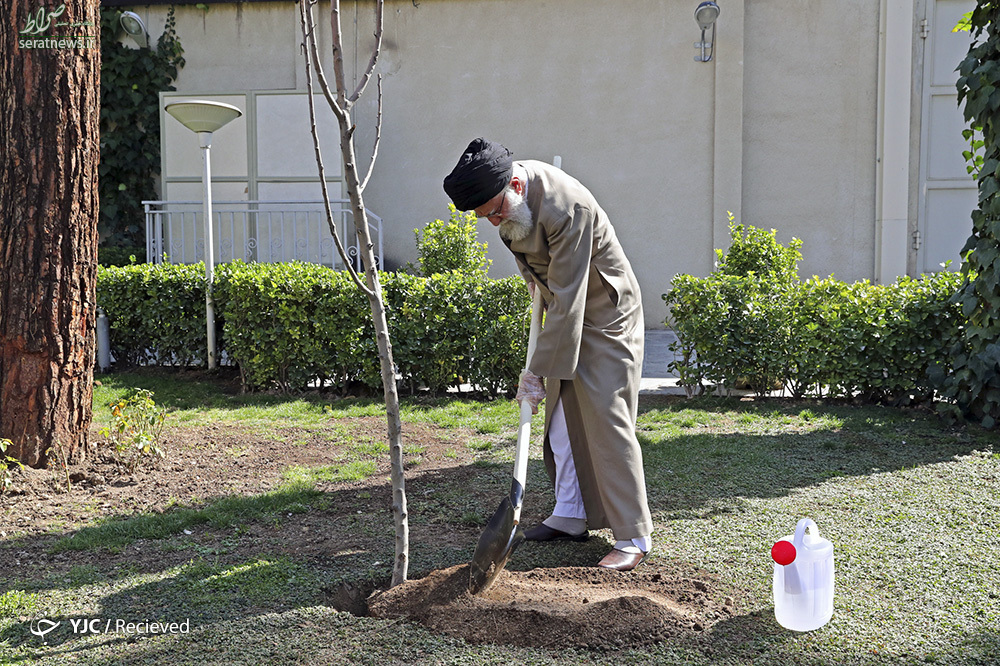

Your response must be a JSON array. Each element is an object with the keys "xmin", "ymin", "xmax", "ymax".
[
  {"xmin": 92, "ymin": 371, "xmax": 523, "ymax": 434},
  {"xmin": 48, "ymin": 481, "xmax": 322, "ymax": 553},
  {"xmin": 282, "ymin": 461, "xmax": 376, "ymax": 485},
  {"xmin": 2, "ymin": 372, "xmax": 999, "ymax": 664}
]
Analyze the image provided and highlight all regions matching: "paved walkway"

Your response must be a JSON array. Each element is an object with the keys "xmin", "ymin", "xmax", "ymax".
[{"xmin": 640, "ymin": 328, "xmax": 685, "ymax": 395}]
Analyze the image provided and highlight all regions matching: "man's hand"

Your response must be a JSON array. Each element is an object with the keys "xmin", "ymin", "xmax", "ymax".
[
  {"xmin": 516, "ymin": 370, "xmax": 545, "ymax": 414},
  {"xmin": 527, "ymin": 281, "xmax": 547, "ymax": 311}
]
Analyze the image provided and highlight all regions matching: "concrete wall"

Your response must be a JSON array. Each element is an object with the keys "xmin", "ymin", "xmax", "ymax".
[
  {"xmin": 136, "ymin": 0, "xmax": 892, "ymax": 323},
  {"xmin": 742, "ymin": 1, "xmax": 881, "ymax": 283}
]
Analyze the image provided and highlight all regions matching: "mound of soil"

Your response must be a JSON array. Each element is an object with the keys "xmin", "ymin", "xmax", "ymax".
[{"xmin": 367, "ymin": 562, "xmax": 736, "ymax": 650}]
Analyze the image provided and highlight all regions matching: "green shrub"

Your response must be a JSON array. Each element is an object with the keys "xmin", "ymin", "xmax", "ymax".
[
  {"xmin": 388, "ymin": 271, "xmax": 481, "ymax": 393},
  {"xmin": 99, "ymin": 388, "xmax": 167, "ymax": 472},
  {"xmin": 219, "ymin": 261, "xmax": 368, "ymax": 391},
  {"xmin": 220, "ymin": 264, "xmax": 529, "ymax": 394},
  {"xmin": 96, "ymin": 204, "xmax": 529, "ymax": 393},
  {"xmin": 97, "ymin": 262, "xmax": 224, "ymax": 367},
  {"xmin": 470, "ymin": 277, "xmax": 532, "ymax": 396},
  {"xmin": 716, "ymin": 211, "xmax": 803, "ymax": 286},
  {"xmin": 659, "ymin": 273, "xmax": 727, "ymax": 395},
  {"xmin": 99, "ymin": 260, "xmax": 530, "ymax": 394},
  {"xmin": 785, "ymin": 275, "xmax": 964, "ymax": 401},
  {"xmin": 664, "ymin": 220, "xmax": 965, "ymax": 402},
  {"xmin": 665, "ymin": 216, "xmax": 802, "ymax": 396},
  {"xmin": 414, "ymin": 204, "xmax": 491, "ymax": 275}
]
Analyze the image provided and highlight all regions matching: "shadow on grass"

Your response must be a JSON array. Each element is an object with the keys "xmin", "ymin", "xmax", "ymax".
[
  {"xmin": 0, "ymin": 461, "xmax": 503, "ymax": 658},
  {"xmin": 673, "ymin": 612, "xmax": 1000, "ymax": 666},
  {"xmin": 635, "ymin": 394, "xmax": 991, "ymax": 517},
  {"xmin": 95, "ymin": 370, "xmax": 507, "ymax": 415},
  {"xmin": 680, "ymin": 608, "xmax": 792, "ymax": 660},
  {"xmin": 48, "ymin": 483, "xmax": 323, "ymax": 554}
]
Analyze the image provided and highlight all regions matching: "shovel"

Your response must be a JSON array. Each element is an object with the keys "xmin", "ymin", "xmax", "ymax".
[{"xmin": 468, "ymin": 287, "xmax": 544, "ymax": 595}]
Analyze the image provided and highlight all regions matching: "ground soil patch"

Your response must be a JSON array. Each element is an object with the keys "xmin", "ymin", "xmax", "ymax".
[
  {"xmin": 2, "ymin": 413, "xmax": 738, "ymax": 651},
  {"xmin": 367, "ymin": 561, "xmax": 735, "ymax": 649}
]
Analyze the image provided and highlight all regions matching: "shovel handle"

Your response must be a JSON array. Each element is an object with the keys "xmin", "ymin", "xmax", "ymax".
[
  {"xmin": 525, "ymin": 288, "xmax": 544, "ymax": 371},
  {"xmin": 510, "ymin": 288, "xmax": 544, "ymax": 516}
]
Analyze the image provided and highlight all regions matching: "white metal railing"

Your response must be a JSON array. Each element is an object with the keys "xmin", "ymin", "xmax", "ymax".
[{"xmin": 143, "ymin": 200, "xmax": 383, "ymax": 270}]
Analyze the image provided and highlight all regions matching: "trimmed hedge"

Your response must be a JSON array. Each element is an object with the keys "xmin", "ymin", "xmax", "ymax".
[
  {"xmin": 97, "ymin": 262, "xmax": 225, "ymax": 367},
  {"xmin": 97, "ymin": 261, "xmax": 530, "ymax": 395},
  {"xmin": 663, "ymin": 222, "xmax": 966, "ymax": 402}
]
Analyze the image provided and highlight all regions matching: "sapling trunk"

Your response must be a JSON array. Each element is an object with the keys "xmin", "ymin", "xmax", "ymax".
[{"xmin": 299, "ymin": 0, "xmax": 408, "ymax": 586}]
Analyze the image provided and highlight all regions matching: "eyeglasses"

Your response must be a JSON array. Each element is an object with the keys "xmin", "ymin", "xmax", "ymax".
[{"xmin": 478, "ymin": 189, "xmax": 507, "ymax": 220}]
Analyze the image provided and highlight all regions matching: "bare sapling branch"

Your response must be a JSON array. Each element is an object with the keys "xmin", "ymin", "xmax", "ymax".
[
  {"xmin": 349, "ymin": 3, "xmax": 384, "ymax": 104},
  {"xmin": 299, "ymin": 0, "xmax": 371, "ymax": 293},
  {"xmin": 304, "ymin": 0, "xmax": 345, "ymax": 119},
  {"xmin": 329, "ymin": 0, "xmax": 349, "ymax": 109},
  {"xmin": 359, "ymin": 75, "xmax": 383, "ymax": 194},
  {"xmin": 299, "ymin": 1, "xmax": 371, "ymax": 297}
]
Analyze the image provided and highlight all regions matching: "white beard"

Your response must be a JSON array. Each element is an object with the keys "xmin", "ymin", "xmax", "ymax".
[{"xmin": 497, "ymin": 190, "xmax": 534, "ymax": 242}]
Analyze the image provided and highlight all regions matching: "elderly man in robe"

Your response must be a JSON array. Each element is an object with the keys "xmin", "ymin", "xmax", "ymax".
[{"xmin": 443, "ymin": 138, "xmax": 653, "ymax": 571}]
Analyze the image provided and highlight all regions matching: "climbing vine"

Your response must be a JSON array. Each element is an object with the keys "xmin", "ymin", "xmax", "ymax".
[
  {"xmin": 99, "ymin": 7, "xmax": 184, "ymax": 263},
  {"xmin": 944, "ymin": 2, "xmax": 1000, "ymax": 428}
]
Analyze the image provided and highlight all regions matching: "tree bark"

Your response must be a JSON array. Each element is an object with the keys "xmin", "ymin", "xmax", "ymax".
[{"xmin": 0, "ymin": 0, "xmax": 100, "ymax": 467}]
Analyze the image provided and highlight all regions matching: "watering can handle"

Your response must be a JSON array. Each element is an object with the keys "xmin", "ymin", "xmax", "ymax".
[{"xmin": 793, "ymin": 518, "xmax": 818, "ymax": 548}]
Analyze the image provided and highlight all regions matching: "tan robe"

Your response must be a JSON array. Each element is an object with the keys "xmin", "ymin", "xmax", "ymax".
[{"xmin": 505, "ymin": 160, "xmax": 652, "ymax": 540}]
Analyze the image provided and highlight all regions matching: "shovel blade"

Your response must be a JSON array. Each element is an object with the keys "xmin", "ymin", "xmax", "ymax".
[{"xmin": 468, "ymin": 496, "xmax": 525, "ymax": 595}]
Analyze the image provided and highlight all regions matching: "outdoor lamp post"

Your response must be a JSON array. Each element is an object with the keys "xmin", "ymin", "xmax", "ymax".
[{"xmin": 164, "ymin": 100, "xmax": 242, "ymax": 370}]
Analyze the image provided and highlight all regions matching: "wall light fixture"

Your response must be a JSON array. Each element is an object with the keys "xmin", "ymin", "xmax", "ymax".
[{"xmin": 694, "ymin": 1, "xmax": 720, "ymax": 63}]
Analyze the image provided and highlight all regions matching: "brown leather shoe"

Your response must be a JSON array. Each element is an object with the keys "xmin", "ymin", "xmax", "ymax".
[
  {"xmin": 597, "ymin": 548, "xmax": 648, "ymax": 571},
  {"xmin": 523, "ymin": 523, "xmax": 589, "ymax": 542}
]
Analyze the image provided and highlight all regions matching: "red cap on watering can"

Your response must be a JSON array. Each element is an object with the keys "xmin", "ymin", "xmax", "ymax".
[{"xmin": 771, "ymin": 539, "xmax": 796, "ymax": 566}]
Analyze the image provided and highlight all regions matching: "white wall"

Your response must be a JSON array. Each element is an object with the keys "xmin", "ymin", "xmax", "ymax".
[
  {"xmin": 135, "ymin": 0, "xmax": 896, "ymax": 323},
  {"xmin": 741, "ymin": 0, "xmax": 881, "ymax": 283},
  {"xmin": 348, "ymin": 0, "xmax": 718, "ymax": 323}
]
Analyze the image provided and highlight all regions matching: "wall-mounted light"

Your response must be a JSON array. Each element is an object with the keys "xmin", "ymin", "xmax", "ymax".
[
  {"xmin": 120, "ymin": 11, "xmax": 148, "ymax": 49},
  {"xmin": 694, "ymin": 1, "xmax": 720, "ymax": 63}
]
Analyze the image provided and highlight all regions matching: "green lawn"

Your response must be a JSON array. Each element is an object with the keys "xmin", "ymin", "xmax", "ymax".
[{"xmin": 1, "ymin": 371, "xmax": 997, "ymax": 665}]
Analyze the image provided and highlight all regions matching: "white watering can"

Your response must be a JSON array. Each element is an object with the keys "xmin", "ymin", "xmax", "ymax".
[{"xmin": 771, "ymin": 518, "xmax": 834, "ymax": 632}]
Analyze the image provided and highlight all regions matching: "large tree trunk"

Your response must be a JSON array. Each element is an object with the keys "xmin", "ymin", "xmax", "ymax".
[{"xmin": 0, "ymin": 1, "xmax": 100, "ymax": 467}]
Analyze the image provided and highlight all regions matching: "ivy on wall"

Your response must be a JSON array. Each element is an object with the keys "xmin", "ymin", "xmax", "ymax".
[
  {"xmin": 947, "ymin": 2, "xmax": 1000, "ymax": 428},
  {"xmin": 99, "ymin": 7, "xmax": 184, "ymax": 263}
]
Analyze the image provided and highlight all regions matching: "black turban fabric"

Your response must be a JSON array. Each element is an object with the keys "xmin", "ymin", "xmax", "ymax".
[{"xmin": 443, "ymin": 138, "xmax": 514, "ymax": 211}]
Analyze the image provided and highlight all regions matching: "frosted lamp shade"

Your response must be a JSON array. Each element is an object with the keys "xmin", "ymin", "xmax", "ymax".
[
  {"xmin": 695, "ymin": 2, "xmax": 720, "ymax": 30},
  {"xmin": 165, "ymin": 100, "xmax": 243, "ymax": 134},
  {"xmin": 120, "ymin": 11, "xmax": 146, "ymax": 37}
]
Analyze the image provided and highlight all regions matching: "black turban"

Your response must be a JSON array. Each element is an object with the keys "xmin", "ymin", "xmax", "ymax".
[{"xmin": 443, "ymin": 138, "xmax": 514, "ymax": 211}]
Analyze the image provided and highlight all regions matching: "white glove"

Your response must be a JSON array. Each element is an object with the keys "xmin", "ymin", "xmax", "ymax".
[{"xmin": 515, "ymin": 370, "xmax": 545, "ymax": 414}]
